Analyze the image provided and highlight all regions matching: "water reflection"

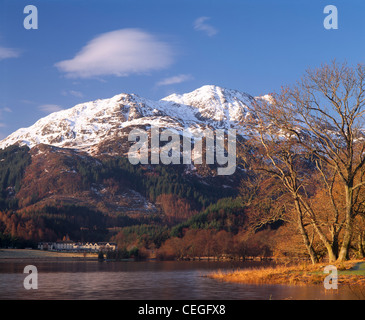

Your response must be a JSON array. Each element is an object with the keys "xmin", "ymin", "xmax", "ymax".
[{"xmin": 0, "ymin": 261, "xmax": 360, "ymax": 300}]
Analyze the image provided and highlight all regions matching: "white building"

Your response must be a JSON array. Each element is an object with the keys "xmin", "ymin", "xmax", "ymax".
[{"xmin": 38, "ymin": 241, "xmax": 117, "ymax": 252}]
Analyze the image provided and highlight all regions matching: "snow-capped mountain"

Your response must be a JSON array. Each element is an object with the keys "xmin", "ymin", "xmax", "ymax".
[
  {"xmin": 162, "ymin": 85, "xmax": 254, "ymax": 124},
  {"xmin": 0, "ymin": 85, "xmax": 256, "ymax": 153}
]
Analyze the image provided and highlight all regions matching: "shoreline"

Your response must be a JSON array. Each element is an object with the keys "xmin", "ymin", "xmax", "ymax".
[
  {"xmin": 0, "ymin": 248, "xmax": 99, "ymax": 262},
  {"xmin": 0, "ymin": 249, "xmax": 276, "ymax": 263},
  {"xmin": 209, "ymin": 260, "xmax": 365, "ymax": 287}
]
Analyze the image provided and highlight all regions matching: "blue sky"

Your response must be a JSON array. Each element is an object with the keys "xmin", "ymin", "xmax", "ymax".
[{"xmin": 0, "ymin": 0, "xmax": 364, "ymax": 138}]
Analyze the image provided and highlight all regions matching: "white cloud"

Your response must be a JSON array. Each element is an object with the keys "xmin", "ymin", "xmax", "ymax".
[
  {"xmin": 0, "ymin": 107, "xmax": 12, "ymax": 137},
  {"xmin": 0, "ymin": 47, "xmax": 20, "ymax": 60},
  {"xmin": 62, "ymin": 90, "xmax": 84, "ymax": 98},
  {"xmin": 1, "ymin": 107, "xmax": 11, "ymax": 113},
  {"xmin": 194, "ymin": 17, "xmax": 218, "ymax": 37},
  {"xmin": 156, "ymin": 74, "xmax": 193, "ymax": 86},
  {"xmin": 20, "ymin": 99, "xmax": 35, "ymax": 105},
  {"xmin": 55, "ymin": 29, "xmax": 174, "ymax": 79},
  {"xmin": 69, "ymin": 90, "xmax": 84, "ymax": 98},
  {"xmin": 0, "ymin": 106, "xmax": 12, "ymax": 122},
  {"xmin": 38, "ymin": 104, "xmax": 63, "ymax": 113}
]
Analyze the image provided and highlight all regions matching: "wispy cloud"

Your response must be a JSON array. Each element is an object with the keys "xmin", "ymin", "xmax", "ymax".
[
  {"xmin": 62, "ymin": 90, "xmax": 84, "ymax": 98},
  {"xmin": 0, "ymin": 46, "xmax": 20, "ymax": 61},
  {"xmin": 0, "ymin": 107, "xmax": 12, "ymax": 136},
  {"xmin": 20, "ymin": 99, "xmax": 35, "ymax": 105},
  {"xmin": 156, "ymin": 74, "xmax": 193, "ymax": 86},
  {"xmin": 55, "ymin": 29, "xmax": 174, "ymax": 79},
  {"xmin": 0, "ymin": 106, "xmax": 12, "ymax": 121},
  {"xmin": 69, "ymin": 90, "xmax": 84, "ymax": 98},
  {"xmin": 38, "ymin": 104, "xmax": 63, "ymax": 113},
  {"xmin": 194, "ymin": 17, "xmax": 218, "ymax": 37},
  {"xmin": 0, "ymin": 107, "xmax": 11, "ymax": 114}
]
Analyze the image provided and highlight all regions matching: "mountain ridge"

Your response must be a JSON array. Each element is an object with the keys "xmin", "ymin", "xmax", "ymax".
[{"xmin": 0, "ymin": 85, "xmax": 258, "ymax": 153}]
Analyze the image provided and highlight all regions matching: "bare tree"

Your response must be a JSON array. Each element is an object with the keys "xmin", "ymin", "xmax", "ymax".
[
  {"xmin": 243, "ymin": 123, "xmax": 320, "ymax": 264},
  {"xmin": 246, "ymin": 61, "xmax": 365, "ymax": 262}
]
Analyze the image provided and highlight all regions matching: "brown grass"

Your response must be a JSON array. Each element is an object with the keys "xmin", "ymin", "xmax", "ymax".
[{"xmin": 209, "ymin": 260, "xmax": 365, "ymax": 286}]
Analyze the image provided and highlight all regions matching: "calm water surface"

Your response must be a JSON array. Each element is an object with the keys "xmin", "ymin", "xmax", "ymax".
[{"xmin": 0, "ymin": 260, "xmax": 359, "ymax": 300}]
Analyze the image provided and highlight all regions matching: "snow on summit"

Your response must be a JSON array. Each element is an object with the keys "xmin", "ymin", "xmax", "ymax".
[
  {"xmin": 162, "ymin": 85, "xmax": 255, "ymax": 123},
  {"xmin": 0, "ymin": 85, "xmax": 257, "ymax": 152}
]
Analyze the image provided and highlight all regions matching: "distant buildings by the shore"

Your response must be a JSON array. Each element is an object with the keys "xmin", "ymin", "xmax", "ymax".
[{"xmin": 38, "ymin": 241, "xmax": 117, "ymax": 253}]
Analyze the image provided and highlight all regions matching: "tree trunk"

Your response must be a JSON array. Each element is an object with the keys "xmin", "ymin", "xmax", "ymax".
[
  {"xmin": 338, "ymin": 184, "xmax": 353, "ymax": 262},
  {"xmin": 331, "ymin": 233, "xmax": 339, "ymax": 261},
  {"xmin": 299, "ymin": 197, "xmax": 338, "ymax": 262},
  {"xmin": 358, "ymin": 232, "xmax": 365, "ymax": 258},
  {"xmin": 309, "ymin": 219, "xmax": 337, "ymax": 262},
  {"xmin": 294, "ymin": 199, "xmax": 318, "ymax": 264}
]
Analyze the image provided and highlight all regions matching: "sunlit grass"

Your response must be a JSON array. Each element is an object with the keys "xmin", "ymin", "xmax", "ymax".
[{"xmin": 209, "ymin": 260, "xmax": 365, "ymax": 286}]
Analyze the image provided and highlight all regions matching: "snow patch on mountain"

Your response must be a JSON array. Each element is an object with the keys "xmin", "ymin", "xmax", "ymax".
[{"xmin": 0, "ymin": 85, "xmax": 257, "ymax": 153}]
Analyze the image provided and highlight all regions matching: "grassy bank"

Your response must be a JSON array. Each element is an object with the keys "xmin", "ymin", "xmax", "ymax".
[
  {"xmin": 210, "ymin": 260, "xmax": 365, "ymax": 286},
  {"xmin": 0, "ymin": 249, "xmax": 98, "ymax": 261}
]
